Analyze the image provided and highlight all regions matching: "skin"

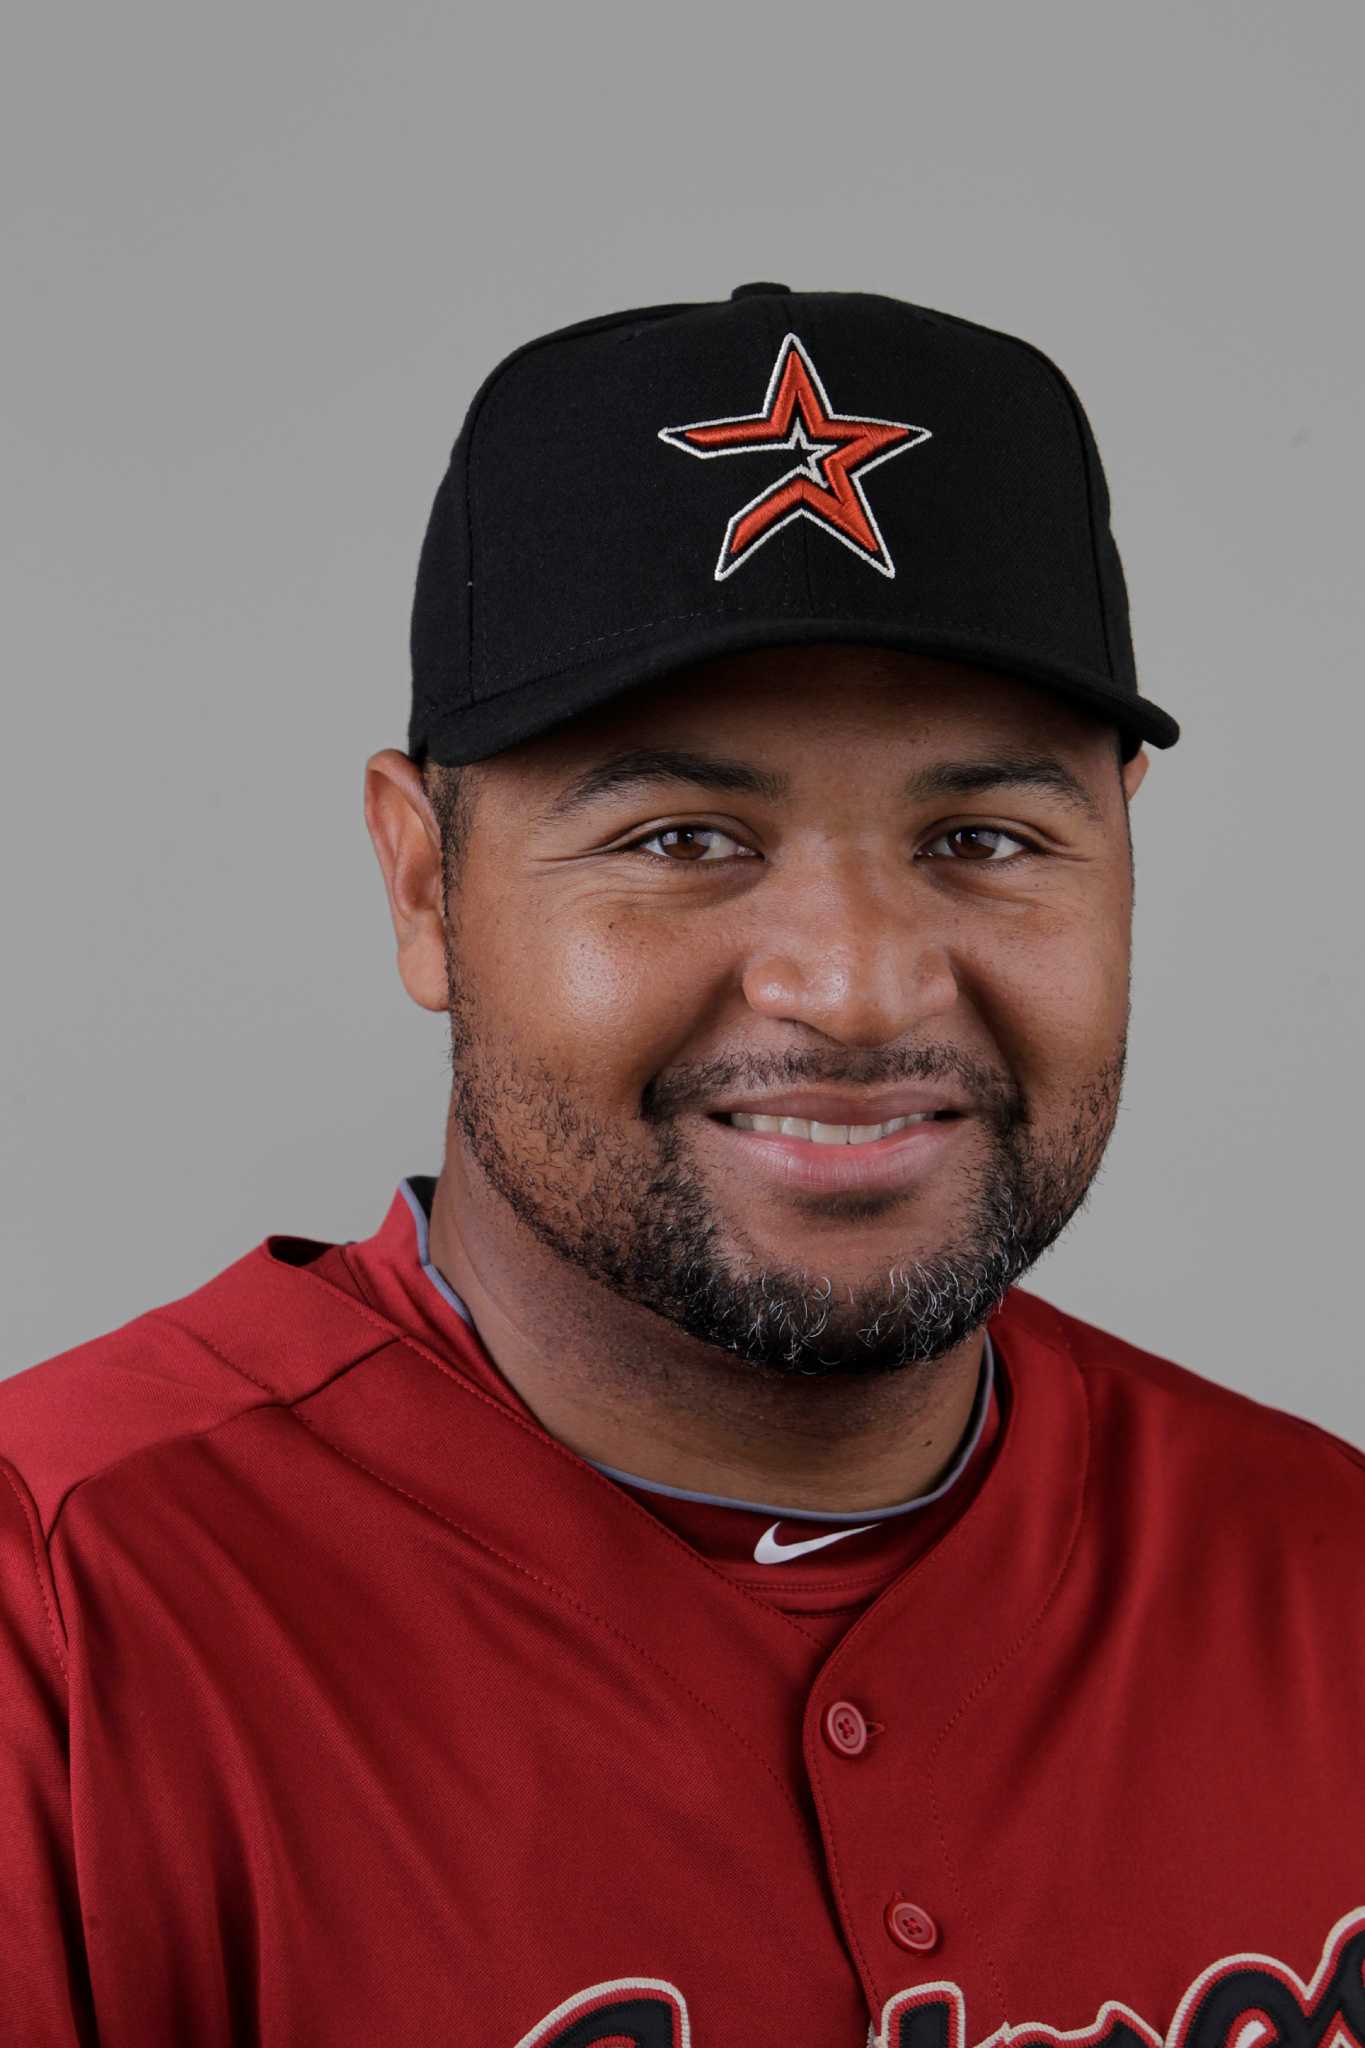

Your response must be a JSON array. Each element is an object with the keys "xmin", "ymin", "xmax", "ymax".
[{"xmin": 364, "ymin": 645, "xmax": 1149, "ymax": 1513}]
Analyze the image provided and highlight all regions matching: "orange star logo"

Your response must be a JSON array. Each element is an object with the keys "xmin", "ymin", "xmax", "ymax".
[{"xmin": 659, "ymin": 332, "xmax": 931, "ymax": 581}]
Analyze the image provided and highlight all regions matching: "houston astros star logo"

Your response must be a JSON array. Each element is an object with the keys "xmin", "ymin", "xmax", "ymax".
[{"xmin": 659, "ymin": 332, "xmax": 931, "ymax": 581}]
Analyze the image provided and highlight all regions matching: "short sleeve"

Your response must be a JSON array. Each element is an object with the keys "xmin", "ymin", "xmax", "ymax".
[{"xmin": 0, "ymin": 1455, "xmax": 98, "ymax": 2042}]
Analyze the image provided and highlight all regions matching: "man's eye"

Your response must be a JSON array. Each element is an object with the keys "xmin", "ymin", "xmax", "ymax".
[
  {"xmin": 921, "ymin": 825, "xmax": 1038, "ymax": 864},
  {"xmin": 618, "ymin": 824, "xmax": 753, "ymax": 863},
  {"xmin": 616, "ymin": 823, "xmax": 1040, "ymax": 865}
]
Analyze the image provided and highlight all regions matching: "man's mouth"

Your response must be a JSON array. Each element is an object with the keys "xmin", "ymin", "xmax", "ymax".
[
  {"xmin": 708, "ymin": 1109, "xmax": 961, "ymax": 1148},
  {"xmin": 701, "ymin": 1110, "xmax": 969, "ymax": 1196}
]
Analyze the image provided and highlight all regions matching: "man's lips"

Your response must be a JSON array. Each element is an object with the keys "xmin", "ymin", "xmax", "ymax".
[
  {"xmin": 705, "ymin": 1086, "xmax": 969, "ymax": 1122},
  {"xmin": 700, "ymin": 1109, "xmax": 971, "ymax": 1196}
]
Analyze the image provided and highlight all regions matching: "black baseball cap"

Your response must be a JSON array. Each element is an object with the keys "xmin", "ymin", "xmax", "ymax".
[{"xmin": 409, "ymin": 283, "xmax": 1181, "ymax": 767}]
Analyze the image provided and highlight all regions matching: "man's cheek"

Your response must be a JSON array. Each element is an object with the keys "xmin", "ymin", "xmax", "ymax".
[{"xmin": 545, "ymin": 923, "xmax": 709, "ymax": 1051}]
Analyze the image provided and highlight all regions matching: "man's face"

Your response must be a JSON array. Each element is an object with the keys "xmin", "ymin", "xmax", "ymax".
[{"xmin": 421, "ymin": 646, "xmax": 1146, "ymax": 1379}]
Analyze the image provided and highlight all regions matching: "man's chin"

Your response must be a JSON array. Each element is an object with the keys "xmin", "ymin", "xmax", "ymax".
[{"xmin": 655, "ymin": 1262, "xmax": 991, "ymax": 1380}]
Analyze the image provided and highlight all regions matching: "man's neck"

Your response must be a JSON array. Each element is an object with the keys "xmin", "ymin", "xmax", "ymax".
[{"xmin": 424, "ymin": 1168, "xmax": 988, "ymax": 1516}]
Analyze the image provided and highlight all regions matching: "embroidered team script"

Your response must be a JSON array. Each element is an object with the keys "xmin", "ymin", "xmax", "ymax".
[{"xmin": 512, "ymin": 1905, "xmax": 1365, "ymax": 2048}]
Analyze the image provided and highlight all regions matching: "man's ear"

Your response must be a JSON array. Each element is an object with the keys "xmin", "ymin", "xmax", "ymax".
[
  {"xmin": 1122, "ymin": 746, "xmax": 1150, "ymax": 803},
  {"xmin": 363, "ymin": 749, "xmax": 450, "ymax": 1014}
]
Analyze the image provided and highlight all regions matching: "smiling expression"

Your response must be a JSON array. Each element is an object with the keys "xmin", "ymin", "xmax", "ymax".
[{"xmin": 401, "ymin": 644, "xmax": 1146, "ymax": 1379}]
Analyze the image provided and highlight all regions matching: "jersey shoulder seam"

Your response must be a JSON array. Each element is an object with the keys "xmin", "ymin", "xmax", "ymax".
[
  {"xmin": 1075, "ymin": 1351, "xmax": 1365, "ymax": 1478},
  {"xmin": 334, "ymin": 1242, "xmax": 387, "ymax": 1315},
  {"xmin": 0, "ymin": 1454, "xmax": 69, "ymax": 1681},
  {"xmin": 42, "ymin": 1310, "xmax": 397, "ymax": 1546}
]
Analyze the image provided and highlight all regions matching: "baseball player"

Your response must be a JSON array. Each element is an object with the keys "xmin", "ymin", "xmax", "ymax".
[{"xmin": 2, "ymin": 284, "xmax": 1362, "ymax": 2048}]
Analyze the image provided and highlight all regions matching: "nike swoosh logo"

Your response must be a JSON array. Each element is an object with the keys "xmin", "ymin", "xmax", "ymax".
[{"xmin": 753, "ymin": 1521, "xmax": 878, "ymax": 1565}]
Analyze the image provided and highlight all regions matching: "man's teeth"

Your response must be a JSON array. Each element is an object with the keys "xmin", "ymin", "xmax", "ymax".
[{"xmin": 724, "ymin": 1112, "xmax": 940, "ymax": 1145}]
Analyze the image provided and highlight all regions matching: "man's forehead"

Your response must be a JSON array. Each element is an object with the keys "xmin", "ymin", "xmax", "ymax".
[{"xmin": 527, "ymin": 740, "xmax": 1109, "ymax": 833}]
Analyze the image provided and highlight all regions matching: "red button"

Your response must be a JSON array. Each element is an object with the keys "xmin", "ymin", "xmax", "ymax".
[
  {"xmin": 885, "ymin": 1899, "xmax": 939, "ymax": 1953},
  {"xmin": 822, "ymin": 1700, "xmax": 869, "ymax": 1756}
]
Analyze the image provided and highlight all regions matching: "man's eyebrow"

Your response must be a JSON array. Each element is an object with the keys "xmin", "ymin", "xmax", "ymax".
[{"xmin": 535, "ymin": 745, "xmax": 1105, "ymax": 827}]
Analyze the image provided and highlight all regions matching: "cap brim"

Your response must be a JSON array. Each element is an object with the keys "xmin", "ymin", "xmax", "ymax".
[{"xmin": 418, "ymin": 614, "xmax": 1181, "ymax": 765}]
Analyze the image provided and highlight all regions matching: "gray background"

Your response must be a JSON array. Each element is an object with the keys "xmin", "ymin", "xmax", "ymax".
[{"xmin": 4, "ymin": 0, "xmax": 1361, "ymax": 1439}]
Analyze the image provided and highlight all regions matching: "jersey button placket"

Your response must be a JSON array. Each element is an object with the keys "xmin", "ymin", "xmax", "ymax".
[{"xmin": 813, "ymin": 1697, "xmax": 943, "ymax": 1986}]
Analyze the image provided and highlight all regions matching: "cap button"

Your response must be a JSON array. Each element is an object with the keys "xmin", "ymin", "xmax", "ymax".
[{"xmin": 730, "ymin": 281, "xmax": 790, "ymax": 300}]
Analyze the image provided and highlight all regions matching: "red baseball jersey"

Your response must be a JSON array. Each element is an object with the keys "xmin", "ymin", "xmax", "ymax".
[{"xmin": 2, "ymin": 1177, "xmax": 1362, "ymax": 2047}]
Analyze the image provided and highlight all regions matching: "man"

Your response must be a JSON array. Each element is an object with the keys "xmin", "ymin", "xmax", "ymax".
[{"xmin": 2, "ymin": 285, "xmax": 1361, "ymax": 2048}]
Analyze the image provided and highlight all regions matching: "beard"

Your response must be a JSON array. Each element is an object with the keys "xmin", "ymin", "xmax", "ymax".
[{"xmin": 440, "ymin": 952, "xmax": 1126, "ymax": 1383}]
